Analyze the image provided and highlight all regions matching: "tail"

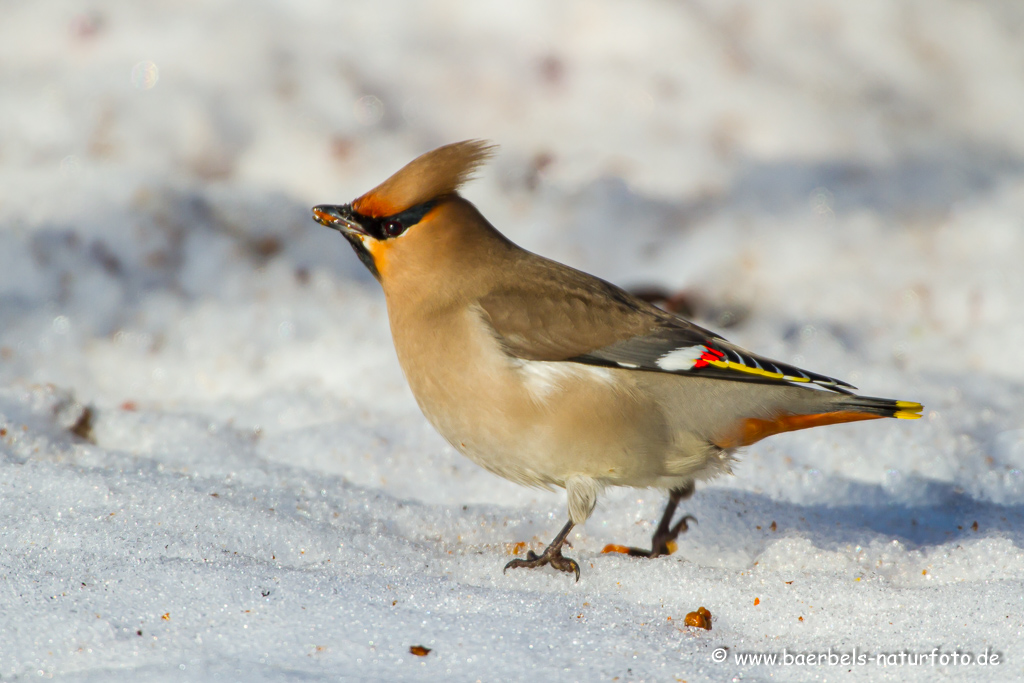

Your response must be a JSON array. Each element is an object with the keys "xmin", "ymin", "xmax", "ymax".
[
  {"xmin": 716, "ymin": 394, "xmax": 923, "ymax": 449},
  {"xmin": 834, "ymin": 395, "xmax": 923, "ymax": 420}
]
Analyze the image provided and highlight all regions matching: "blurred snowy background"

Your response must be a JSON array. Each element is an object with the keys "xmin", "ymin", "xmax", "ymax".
[{"xmin": 2, "ymin": 0, "xmax": 1024, "ymax": 680}]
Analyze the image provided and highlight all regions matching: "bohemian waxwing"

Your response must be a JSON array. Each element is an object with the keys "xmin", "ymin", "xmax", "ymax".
[{"xmin": 312, "ymin": 140, "xmax": 922, "ymax": 581}]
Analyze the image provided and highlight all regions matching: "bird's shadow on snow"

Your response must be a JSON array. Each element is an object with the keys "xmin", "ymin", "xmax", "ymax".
[{"xmin": 648, "ymin": 478, "xmax": 1024, "ymax": 563}]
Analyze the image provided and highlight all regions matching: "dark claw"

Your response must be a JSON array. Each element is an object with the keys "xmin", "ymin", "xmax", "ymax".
[
  {"xmin": 504, "ymin": 519, "xmax": 580, "ymax": 581},
  {"xmin": 504, "ymin": 551, "xmax": 581, "ymax": 582},
  {"xmin": 557, "ymin": 557, "xmax": 581, "ymax": 582}
]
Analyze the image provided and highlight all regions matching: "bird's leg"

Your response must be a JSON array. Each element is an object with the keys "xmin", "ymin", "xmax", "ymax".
[
  {"xmin": 646, "ymin": 484, "xmax": 697, "ymax": 557},
  {"xmin": 603, "ymin": 483, "xmax": 696, "ymax": 558},
  {"xmin": 504, "ymin": 519, "xmax": 580, "ymax": 581}
]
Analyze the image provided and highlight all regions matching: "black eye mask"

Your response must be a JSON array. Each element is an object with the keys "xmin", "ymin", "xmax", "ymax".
[{"xmin": 354, "ymin": 200, "xmax": 438, "ymax": 241}]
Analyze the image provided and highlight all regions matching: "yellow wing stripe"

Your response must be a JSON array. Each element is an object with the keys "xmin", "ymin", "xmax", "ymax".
[{"xmin": 705, "ymin": 358, "xmax": 791, "ymax": 381}]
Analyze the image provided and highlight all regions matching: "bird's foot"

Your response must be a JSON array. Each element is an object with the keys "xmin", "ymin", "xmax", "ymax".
[
  {"xmin": 504, "ymin": 544, "xmax": 580, "ymax": 581},
  {"xmin": 602, "ymin": 514, "xmax": 696, "ymax": 558}
]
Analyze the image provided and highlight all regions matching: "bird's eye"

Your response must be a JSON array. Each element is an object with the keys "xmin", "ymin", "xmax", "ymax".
[{"xmin": 382, "ymin": 219, "xmax": 404, "ymax": 238}]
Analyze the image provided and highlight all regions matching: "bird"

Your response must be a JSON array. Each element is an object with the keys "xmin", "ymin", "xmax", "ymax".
[{"xmin": 311, "ymin": 140, "xmax": 922, "ymax": 581}]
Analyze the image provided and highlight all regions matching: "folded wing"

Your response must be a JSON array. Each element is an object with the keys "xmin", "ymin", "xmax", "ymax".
[{"xmin": 478, "ymin": 257, "xmax": 855, "ymax": 393}]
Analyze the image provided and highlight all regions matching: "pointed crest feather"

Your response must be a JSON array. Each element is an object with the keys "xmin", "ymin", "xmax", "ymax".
[{"xmin": 353, "ymin": 140, "xmax": 496, "ymax": 217}]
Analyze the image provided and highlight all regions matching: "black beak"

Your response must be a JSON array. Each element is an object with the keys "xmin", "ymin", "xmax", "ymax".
[{"xmin": 312, "ymin": 204, "xmax": 368, "ymax": 236}]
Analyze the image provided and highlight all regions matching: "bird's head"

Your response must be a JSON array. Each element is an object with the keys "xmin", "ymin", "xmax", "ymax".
[{"xmin": 312, "ymin": 140, "xmax": 497, "ymax": 282}]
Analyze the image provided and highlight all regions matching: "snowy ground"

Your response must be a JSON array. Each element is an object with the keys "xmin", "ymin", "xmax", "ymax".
[{"xmin": 3, "ymin": 0, "xmax": 1024, "ymax": 680}]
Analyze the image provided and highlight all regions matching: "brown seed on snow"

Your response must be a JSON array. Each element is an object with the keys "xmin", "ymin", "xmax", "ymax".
[
  {"xmin": 685, "ymin": 606, "xmax": 713, "ymax": 630},
  {"xmin": 684, "ymin": 612, "xmax": 708, "ymax": 630}
]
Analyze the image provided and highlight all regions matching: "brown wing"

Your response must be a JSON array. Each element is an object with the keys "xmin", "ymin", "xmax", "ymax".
[
  {"xmin": 476, "ymin": 257, "xmax": 667, "ymax": 361},
  {"xmin": 477, "ymin": 256, "xmax": 855, "ymax": 393}
]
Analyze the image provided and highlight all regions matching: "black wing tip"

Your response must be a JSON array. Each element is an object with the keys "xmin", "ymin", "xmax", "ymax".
[{"xmin": 806, "ymin": 374, "xmax": 857, "ymax": 393}]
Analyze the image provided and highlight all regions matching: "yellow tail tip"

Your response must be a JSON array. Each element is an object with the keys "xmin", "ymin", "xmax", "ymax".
[{"xmin": 894, "ymin": 401, "xmax": 924, "ymax": 419}]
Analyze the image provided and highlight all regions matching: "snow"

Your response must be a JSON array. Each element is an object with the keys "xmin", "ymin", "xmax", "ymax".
[{"xmin": 2, "ymin": 0, "xmax": 1024, "ymax": 680}]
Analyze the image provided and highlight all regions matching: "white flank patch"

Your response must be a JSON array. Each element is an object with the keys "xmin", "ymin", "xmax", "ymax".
[
  {"xmin": 517, "ymin": 360, "xmax": 614, "ymax": 401},
  {"xmin": 656, "ymin": 345, "xmax": 706, "ymax": 371}
]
